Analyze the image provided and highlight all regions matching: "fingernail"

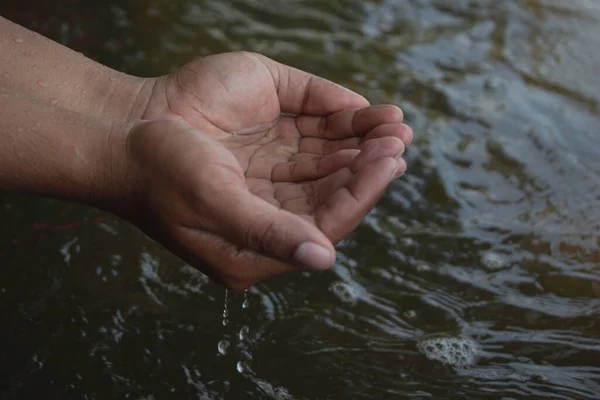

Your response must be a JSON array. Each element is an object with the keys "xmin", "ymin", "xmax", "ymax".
[{"xmin": 294, "ymin": 242, "xmax": 333, "ymax": 270}]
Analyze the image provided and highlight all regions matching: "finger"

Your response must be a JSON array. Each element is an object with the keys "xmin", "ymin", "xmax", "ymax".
[
  {"xmin": 176, "ymin": 227, "xmax": 296, "ymax": 291},
  {"xmin": 363, "ymin": 122, "xmax": 414, "ymax": 147},
  {"xmin": 275, "ymin": 168, "xmax": 352, "ymax": 203},
  {"xmin": 271, "ymin": 149, "xmax": 359, "ymax": 182},
  {"xmin": 295, "ymin": 105, "xmax": 404, "ymax": 139},
  {"xmin": 274, "ymin": 136, "xmax": 403, "ymax": 203},
  {"xmin": 278, "ymin": 137, "xmax": 403, "ymax": 209},
  {"xmin": 259, "ymin": 55, "xmax": 370, "ymax": 115},
  {"xmin": 279, "ymin": 168, "xmax": 354, "ymax": 213},
  {"xmin": 315, "ymin": 157, "xmax": 398, "ymax": 244},
  {"xmin": 350, "ymin": 137, "xmax": 405, "ymax": 173},
  {"xmin": 207, "ymin": 187, "xmax": 336, "ymax": 271},
  {"xmin": 299, "ymin": 137, "xmax": 361, "ymax": 154},
  {"xmin": 393, "ymin": 157, "xmax": 407, "ymax": 180}
]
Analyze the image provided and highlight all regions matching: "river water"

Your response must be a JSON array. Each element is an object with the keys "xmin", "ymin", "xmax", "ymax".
[{"xmin": 1, "ymin": 1, "xmax": 599, "ymax": 399}]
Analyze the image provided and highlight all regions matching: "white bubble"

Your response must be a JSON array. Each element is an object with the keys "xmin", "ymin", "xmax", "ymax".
[
  {"xmin": 481, "ymin": 251, "xmax": 506, "ymax": 270},
  {"xmin": 416, "ymin": 335, "xmax": 480, "ymax": 368},
  {"xmin": 330, "ymin": 282, "xmax": 359, "ymax": 306}
]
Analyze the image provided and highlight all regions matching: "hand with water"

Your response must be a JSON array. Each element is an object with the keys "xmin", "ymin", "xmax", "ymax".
[{"xmin": 124, "ymin": 52, "xmax": 412, "ymax": 288}]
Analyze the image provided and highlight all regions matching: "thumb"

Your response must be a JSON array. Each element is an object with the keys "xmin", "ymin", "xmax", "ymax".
[{"xmin": 211, "ymin": 188, "xmax": 336, "ymax": 270}]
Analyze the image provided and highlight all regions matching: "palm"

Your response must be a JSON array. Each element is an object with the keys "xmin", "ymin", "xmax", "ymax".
[{"xmin": 143, "ymin": 52, "xmax": 412, "ymax": 244}]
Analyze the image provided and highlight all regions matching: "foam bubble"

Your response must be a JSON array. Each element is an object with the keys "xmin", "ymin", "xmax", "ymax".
[
  {"xmin": 416, "ymin": 334, "xmax": 480, "ymax": 368},
  {"xmin": 481, "ymin": 251, "xmax": 506, "ymax": 270},
  {"xmin": 330, "ymin": 282, "xmax": 359, "ymax": 306}
]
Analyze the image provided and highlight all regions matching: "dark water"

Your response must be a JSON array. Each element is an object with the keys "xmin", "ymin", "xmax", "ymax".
[{"xmin": 2, "ymin": 1, "xmax": 600, "ymax": 399}]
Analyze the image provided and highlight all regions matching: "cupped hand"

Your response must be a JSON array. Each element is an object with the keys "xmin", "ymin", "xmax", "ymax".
[{"xmin": 127, "ymin": 52, "xmax": 413, "ymax": 289}]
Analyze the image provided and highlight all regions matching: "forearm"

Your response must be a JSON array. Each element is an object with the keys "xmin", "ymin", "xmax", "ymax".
[
  {"xmin": 0, "ymin": 88, "xmax": 131, "ymax": 211},
  {"xmin": 0, "ymin": 16, "xmax": 153, "ymax": 120}
]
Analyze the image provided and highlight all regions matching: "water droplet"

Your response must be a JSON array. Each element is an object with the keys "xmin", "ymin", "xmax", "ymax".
[
  {"xmin": 50, "ymin": 99, "xmax": 58, "ymax": 105},
  {"xmin": 82, "ymin": 89, "xmax": 88, "ymax": 94},
  {"xmin": 74, "ymin": 84, "xmax": 81, "ymax": 89},
  {"xmin": 14, "ymin": 38, "xmax": 23, "ymax": 43},
  {"xmin": 217, "ymin": 340, "xmax": 230, "ymax": 355},
  {"xmin": 222, "ymin": 289, "xmax": 229, "ymax": 327},
  {"xmin": 108, "ymin": 76, "xmax": 117, "ymax": 82},
  {"xmin": 236, "ymin": 361, "xmax": 248, "ymax": 374},
  {"xmin": 239, "ymin": 325, "xmax": 249, "ymax": 341},
  {"xmin": 37, "ymin": 80, "xmax": 47, "ymax": 88},
  {"xmin": 242, "ymin": 299, "xmax": 250, "ymax": 309},
  {"xmin": 403, "ymin": 310, "xmax": 417, "ymax": 320}
]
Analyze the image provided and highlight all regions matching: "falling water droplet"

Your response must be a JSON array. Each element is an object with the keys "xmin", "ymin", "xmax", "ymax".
[
  {"xmin": 50, "ymin": 99, "xmax": 58, "ymax": 105},
  {"xmin": 37, "ymin": 80, "xmax": 47, "ymax": 88},
  {"xmin": 242, "ymin": 299, "xmax": 249, "ymax": 309},
  {"xmin": 217, "ymin": 340, "xmax": 230, "ymax": 355},
  {"xmin": 236, "ymin": 361, "xmax": 247, "ymax": 374},
  {"xmin": 82, "ymin": 89, "xmax": 88, "ymax": 94},
  {"xmin": 222, "ymin": 289, "xmax": 229, "ymax": 327},
  {"xmin": 14, "ymin": 38, "xmax": 23, "ymax": 43},
  {"xmin": 239, "ymin": 325, "xmax": 249, "ymax": 341}
]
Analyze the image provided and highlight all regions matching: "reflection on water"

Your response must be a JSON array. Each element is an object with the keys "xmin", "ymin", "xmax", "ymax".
[{"xmin": 2, "ymin": 0, "xmax": 600, "ymax": 398}]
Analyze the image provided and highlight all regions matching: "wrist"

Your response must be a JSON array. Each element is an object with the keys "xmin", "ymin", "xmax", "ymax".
[
  {"xmin": 95, "ymin": 72, "xmax": 156, "ymax": 121},
  {"xmin": 137, "ymin": 75, "xmax": 183, "ymax": 121},
  {"xmin": 91, "ymin": 119, "xmax": 142, "ymax": 219}
]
